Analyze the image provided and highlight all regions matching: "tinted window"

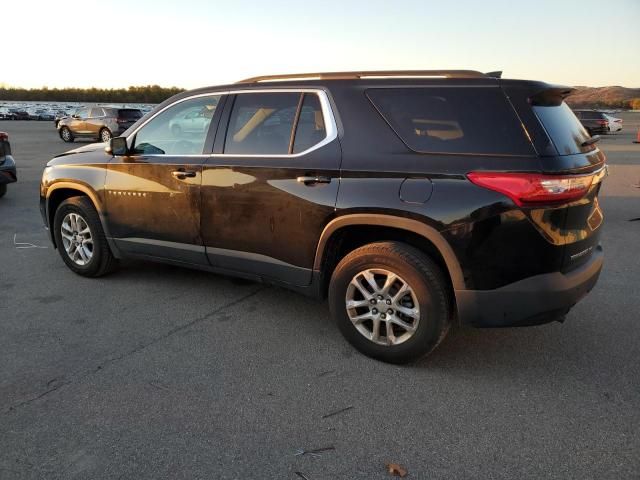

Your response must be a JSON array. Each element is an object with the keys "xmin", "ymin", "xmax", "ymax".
[
  {"xmin": 533, "ymin": 103, "xmax": 590, "ymax": 155},
  {"xmin": 224, "ymin": 93, "xmax": 300, "ymax": 155},
  {"xmin": 292, "ymin": 93, "xmax": 326, "ymax": 154},
  {"xmin": 118, "ymin": 109, "xmax": 143, "ymax": 120},
  {"xmin": 90, "ymin": 108, "xmax": 104, "ymax": 117},
  {"xmin": 367, "ymin": 87, "xmax": 533, "ymax": 155},
  {"xmin": 132, "ymin": 95, "xmax": 220, "ymax": 155}
]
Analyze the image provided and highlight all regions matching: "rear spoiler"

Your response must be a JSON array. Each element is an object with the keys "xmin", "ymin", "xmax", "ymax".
[{"xmin": 529, "ymin": 86, "xmax": 575, "ymax": 107}]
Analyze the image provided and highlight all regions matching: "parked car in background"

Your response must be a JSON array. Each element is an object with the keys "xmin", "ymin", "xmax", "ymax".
[
  {"xmin": 573, "ymin": 110, "xmax": 609, "ymax": 135},
  {"xmin": 10, "ymin": 109, "xmax": 30, "ymax": 121},
  {"xmin": 168, "ymin": 104, "xmax": 216, "ymax": 135},
  {"xmin": 0, "ymin": 131, "xmax": 17, "ymax": 198},
  {"xmin": 40, "ymin": 70, "xmax": 606, "ymax": 363},
  {"xmin": 57, "ymin": 107, "xmax": 143, "ymax": 143},
  {"xmin": 604, "ymin": 113, "xmax": 622, "ymax": 132}
]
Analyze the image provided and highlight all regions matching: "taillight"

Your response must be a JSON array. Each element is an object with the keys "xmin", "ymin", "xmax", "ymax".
[
  {"xmin": 596, "ymin": 120, "xmax": 608, "ymax": 125},
  {"xmin": 0, "ymin": 132, "xmax": 8, "ymax": 141},
  {"xmin": 467, "ymin": 172, "xmax": 595, "ymax": 206}
]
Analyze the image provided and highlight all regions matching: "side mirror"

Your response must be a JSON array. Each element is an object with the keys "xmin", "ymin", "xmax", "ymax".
[{"xmin": 106, "ymin": 137, "xmax": 129, "ymax": 156}]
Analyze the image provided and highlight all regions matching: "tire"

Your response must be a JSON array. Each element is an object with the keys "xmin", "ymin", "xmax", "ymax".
[
  {"xmin": 0, "ymin": 184, "xmax": 6, "ymax": 198},
  {"xmin": 60, "ymin": 127, "xmax": 74, "ymax": 143},
  {"xmin": 53, "ymin": 196, "xmax": 118, "ymax": 277},
  {"xmin": 99, "ymin": 128, "xmax": 112, "ymax": 143},
  {"xmin": 329, "ymin": 241, "xmax": 450, "ymax": 364}
]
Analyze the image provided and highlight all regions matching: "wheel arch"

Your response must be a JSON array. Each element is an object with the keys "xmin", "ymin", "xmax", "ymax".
[
  {"xmin": 314, "ymin": 214, "xmax": 465, "ymax": 307},
  {"xmin": 46, "ymin": 183, "xmax": 119, "ymax": 256}
]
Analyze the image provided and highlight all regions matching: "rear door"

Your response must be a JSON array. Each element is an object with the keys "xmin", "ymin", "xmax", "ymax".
[
  {"xmin": 200, "ymin": 89, "xmax": 341, "ymax": 286},
  {"xmin": 86, "ymin": 107, "xmax": 105, "ymax": 138},
  {"xmin": 104, "ymin": 94, "xmax": 223, "ymax": 264}
]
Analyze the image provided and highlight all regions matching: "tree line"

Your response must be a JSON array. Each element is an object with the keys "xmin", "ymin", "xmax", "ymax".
[{"xmin": 0, "ymin": 85, "xmax": 185, "ymax": 103}]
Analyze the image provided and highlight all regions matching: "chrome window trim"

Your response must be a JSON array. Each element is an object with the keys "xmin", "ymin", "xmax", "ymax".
[{"xmin": 126, "ymin": 89, "xmax": 337, "ymax": 158}]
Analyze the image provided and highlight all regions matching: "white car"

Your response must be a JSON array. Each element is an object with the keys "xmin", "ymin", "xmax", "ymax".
[{"xmin": 604, "ymin": 113, "xmax": 622, "ymax": 132}]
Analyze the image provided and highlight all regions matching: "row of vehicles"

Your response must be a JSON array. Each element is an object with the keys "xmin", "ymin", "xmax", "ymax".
[{"xmin": 573, "ymin": 109, "xmax": 623, "ymax": 135}]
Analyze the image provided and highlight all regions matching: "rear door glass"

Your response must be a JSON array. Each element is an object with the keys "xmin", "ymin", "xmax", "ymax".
[
  {"xmin": 533, "ymin": 103, "xmax": 591, "ymax": 155},
  {"xmin": 224, "ymin": 93, "xmax": 300, "ymax": 155},
  {"xmin": 366, "ymin": 87, "xmax": 534, "ymax": 155},
  {"xmin": 293, "ymin": 93, "xmax": 326, "ymax": 154}
]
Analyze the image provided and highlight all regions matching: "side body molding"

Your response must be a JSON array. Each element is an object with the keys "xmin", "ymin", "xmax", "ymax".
[{"xmin": 313, "ymin": 214, "xmax": 465, "ymax": 290}]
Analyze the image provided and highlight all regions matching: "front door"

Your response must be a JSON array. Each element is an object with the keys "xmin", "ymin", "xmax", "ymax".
[
  {"xmin": 104, "ymin": 94, "xmax": 223, "ymax": 264},
  {"xmin": 201, "ymin": 90, "xmax": 341, "ymax": 286}
]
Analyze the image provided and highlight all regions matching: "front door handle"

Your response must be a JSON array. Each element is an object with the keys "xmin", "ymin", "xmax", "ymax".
[
  {"xmin": 297, "ymin": 176, "xmax": 332, "ymax": 185},
  {"xmin": 171, "ymin": 170, "xmax": 197, "ymax": 179}
]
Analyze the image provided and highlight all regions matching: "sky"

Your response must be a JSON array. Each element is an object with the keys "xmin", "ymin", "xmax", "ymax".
[{"xmin": 4, "ymin": 0, "xmax": 639, "ymax": 89}]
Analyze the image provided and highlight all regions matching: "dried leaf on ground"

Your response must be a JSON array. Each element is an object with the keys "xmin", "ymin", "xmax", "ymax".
[{"xmin": 386, "ymin": 462, "xmax": 408, "ymax": 477}]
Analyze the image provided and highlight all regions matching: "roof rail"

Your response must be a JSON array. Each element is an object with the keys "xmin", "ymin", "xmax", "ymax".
[{"xmin": 237, "ymin": 70, "xmax": 489, "ymax": 83}]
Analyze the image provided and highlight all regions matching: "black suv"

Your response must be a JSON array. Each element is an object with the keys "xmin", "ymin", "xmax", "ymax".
[
  {"xmin": 39, "ymin": 70, "xmax": 605, "ymax": 363},
  {"xmin": 573, "ymin": 109, "xmax": 609, "ymax": 136}
]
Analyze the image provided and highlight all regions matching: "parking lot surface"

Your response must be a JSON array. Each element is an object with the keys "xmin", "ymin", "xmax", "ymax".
[{"xmin": 1, "ymin": 117, "xmax": 639, "ymax": 479}]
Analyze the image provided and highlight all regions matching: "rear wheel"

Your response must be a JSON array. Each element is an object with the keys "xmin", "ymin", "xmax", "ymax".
[
  {"xmin": 99, "ymin": 128, "xmax": 112, "ymax": 142},
  {"xmin": 0, "ymin": 184, "xmax": 6, "ymax": 198},
  {"xmin": 53, "ymin": 196, "xmax": 118, "ymax": 277},
  {"xmin": 329, "ymin": 241, "xmax": 450, "ymax": 364},
  {"xmin": 60, "ymin": 127, "xmax": 74, "ymax": 142}
]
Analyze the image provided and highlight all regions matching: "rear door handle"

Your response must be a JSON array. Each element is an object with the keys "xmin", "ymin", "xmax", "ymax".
[
  {"xmin": 171, "ymin": 170, "xmax": 197, "ymax": 179},
  {"xmin": 297, "ymin": 176, "xmax": 332, "ymax": 185}
]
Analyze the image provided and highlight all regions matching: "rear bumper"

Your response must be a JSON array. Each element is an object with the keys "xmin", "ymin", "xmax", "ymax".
[
  {"xmin": 0, "ymin": 156, "xmax": 17, "ymax": 184},
  {"xmin": 456, "ymin": 245, "xmax": 603, "ymax": 327}
]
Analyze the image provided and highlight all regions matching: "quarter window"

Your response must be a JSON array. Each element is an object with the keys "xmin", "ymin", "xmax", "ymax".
[
  {"xmin": 367, "ymin": 88, "xmax": 534, "ymax": 155},
  {"xmin": 132, "ymin": 95, "xmax": 220, "ymax": 155},
  {"xmin": 292, "ymin": 94, "xmax": 326, "ymax": 154}
]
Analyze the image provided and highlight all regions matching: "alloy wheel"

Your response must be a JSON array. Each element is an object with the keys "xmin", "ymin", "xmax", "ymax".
[
  {"xmin": 60, "ymin": 213, "xmax": 94, "ymax": 266},
  {"xmin": 345, "ymin": 268, "xmax": 420, "ymax": 346}
]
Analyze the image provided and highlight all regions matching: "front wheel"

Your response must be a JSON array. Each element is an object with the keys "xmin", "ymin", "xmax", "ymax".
[
  {"xmin": 329, "ymin": 241, "xmax": 451, "ymax": 364},
  {"xmin": 53, "ymin": 196, "xmax": 118, "ymax": 277},
  {"xmin": 99, "ymin": 128, "xmax": 112, "ymax": 142},
  {"xmin": 60, "ymin": 127, "xmax": 74, "ymax": 142}
]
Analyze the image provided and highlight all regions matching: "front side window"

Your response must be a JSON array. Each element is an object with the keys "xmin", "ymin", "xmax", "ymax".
[
  {"xmin": 76, "ymin": 108, "xmax": 89, "ymax": 119},
  {"xmin": 367, "ymin": 87, "xmax": 534, "ymax": 156},
  {"xmin": 132, "ymin": 95, "xmax": 220, "ymax": 155}
]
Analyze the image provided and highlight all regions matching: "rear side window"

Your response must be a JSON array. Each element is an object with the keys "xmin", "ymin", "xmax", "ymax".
[
  {"xmin": 224, "ymin": 92, "xmax": 328, "ymax": 155},
  {"xmin": 533, "ymin": 103, "xmax": 590, "ymax": 155},
  {"xmin": 225, "ymin": 93, "xmax": 299, "ymax": 155},
  {"xmin": 367, "ymin": 87, "xmax": 533, "ymax": 155},
  {"xmin": 118, "ymin": 109, "xmax": 143, "ymax": 120},
  {"xmin": 90, "ymin": 108, "xmax": 104, "ymax": 117}
]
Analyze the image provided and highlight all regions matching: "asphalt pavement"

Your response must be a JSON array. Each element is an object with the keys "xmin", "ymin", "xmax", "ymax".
[{"xmin": 0, "ymin": 116, "xmax": 639, "ymax": 479}]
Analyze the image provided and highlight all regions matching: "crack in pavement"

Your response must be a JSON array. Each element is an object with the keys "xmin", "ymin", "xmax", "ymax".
[{"xmin": 2, "ymin": 286, "xmax": 267, "ymax": 415}]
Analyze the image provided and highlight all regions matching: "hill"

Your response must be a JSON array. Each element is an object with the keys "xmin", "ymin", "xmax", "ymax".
[{"xmin": 566, "ymin": 86, "xmax": 640, "ymax": 109}]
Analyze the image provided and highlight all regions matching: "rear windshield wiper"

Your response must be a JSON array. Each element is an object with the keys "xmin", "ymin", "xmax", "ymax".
[{"xmin": 582, "ymin": 135, "xmax": 600, "ymax": 147}]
